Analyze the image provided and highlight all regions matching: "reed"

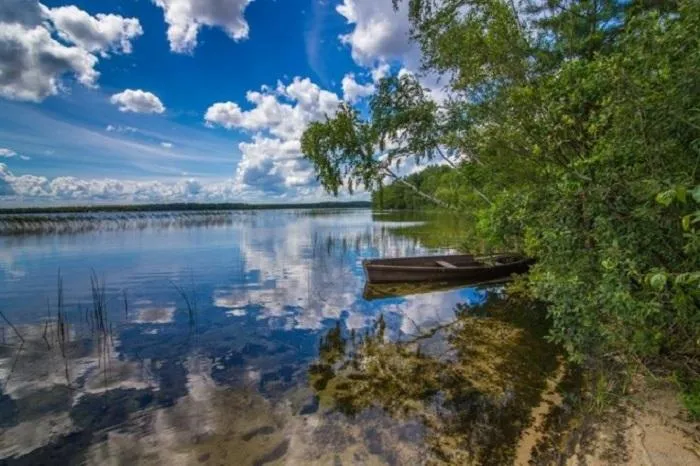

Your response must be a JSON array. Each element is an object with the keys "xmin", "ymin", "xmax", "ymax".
[
  {"xmin": 87, "ymin": 270, "xmax": 114, "ymax": 392},
  {"xmin": 89, "ymin": 270, "xmax": 109, "ymax": 336},
  {"xmin": 0, "ymin": 309, "xmax": 25, "ymax": 389},
  {"xmin": 169, "ymin": 279, "xmax": 197, "ymax": 327},
  {"xmin": 42, "ymin": 298, "xmax": 52, "ymax": 350},
  {"xmin": 56, "ymin": 271, "xmax": 70, "ymax": 385},
  {"xmin": 0, "ymin": 268, "xmax": 211, "ymax": 391},
  {"xmin": 3, "ymin": 341, "xmax": 24, "ymax": 390},
  {"xmin": 0, "ymin": 211, "xmax": 236, "ymax": 236},
  {"xmin": 123, "ymin": 289, "xmax": 129, "ymax": 320},
  {"xmin": 0, "ymin": 309, "xmax": 24, "ymax": 344}
]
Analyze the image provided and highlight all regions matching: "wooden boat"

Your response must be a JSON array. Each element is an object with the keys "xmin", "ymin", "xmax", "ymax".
[{"xmin": 362, "ymin": 253, "xmax": 534, "ymax": 284}]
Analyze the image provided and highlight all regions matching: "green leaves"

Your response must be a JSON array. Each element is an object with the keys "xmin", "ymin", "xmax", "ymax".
[
  {"xmin": 656, "ymin": 186, "xmax": 691, "ymax": 207},
  {"xmin": 656, "ymin": 189, "xmax": 676, "ymax": 207},
  {"xmin": 371, "ymin": 75, "xmax": 439, "ymax": 156},
  {"xmin": 302, "ymin": 74, "xmax": 463, "ymax": 208},
  {"xmin": 648, "ymin": 272, "xmax": 668, "ymax": 291},
  {"xmin": 301, "ymin": 104, "xmax": 380, "ymax": 196},
  {"xmin": 307, "ymin": 0, "xmax": 700, "ymax": 375},
  {"xmin": 676, "ymin": 186, "xmax": 688, "ymax": 204},
  {"xmin": 682, "ymin": 215, "xmax": 690, "ymax": 231}
]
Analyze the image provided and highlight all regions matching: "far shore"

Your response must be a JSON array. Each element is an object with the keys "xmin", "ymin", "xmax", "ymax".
[{"xmin": 0, "ymin": 201, "xmax": 371, "ymax": 215}]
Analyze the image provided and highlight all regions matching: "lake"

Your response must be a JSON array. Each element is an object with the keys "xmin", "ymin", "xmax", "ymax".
[{"xmin": 0, "ymin": 209, "xmax": 558, "ymax": 465}]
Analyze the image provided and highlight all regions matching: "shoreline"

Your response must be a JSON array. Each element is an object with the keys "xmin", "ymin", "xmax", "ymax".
[{"xmin": 0, "ymin": 201, "xmax": 371, "ymax": 215}]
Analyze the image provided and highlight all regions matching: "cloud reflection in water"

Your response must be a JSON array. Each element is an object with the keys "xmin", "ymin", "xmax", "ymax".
[{"xmin": 0, "ymin": 209, "xmax": 490, "ymax": 464}]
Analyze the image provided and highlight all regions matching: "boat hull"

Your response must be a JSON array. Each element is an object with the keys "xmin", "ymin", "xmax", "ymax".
[{"xmin": 362, "ymin": 254, "xmax": 534, "ymax": 284}]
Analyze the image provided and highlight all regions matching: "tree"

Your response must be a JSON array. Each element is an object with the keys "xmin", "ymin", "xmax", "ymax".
[
  {"xmin": 304, "ymin": 0, "xmax": 700, "ymax": 376},
  {"xmin": 302, "ymin": 75, "xmax": 456, "ymax": 208},
  {"xmin": 302, "ymin": 74, "xmax": 496, "ymax": 209}
]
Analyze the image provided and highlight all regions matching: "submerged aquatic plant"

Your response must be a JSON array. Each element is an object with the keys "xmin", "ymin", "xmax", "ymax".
[{"xmin": 310, "ymin": 297, "xmax": 561, "ymax": 465}]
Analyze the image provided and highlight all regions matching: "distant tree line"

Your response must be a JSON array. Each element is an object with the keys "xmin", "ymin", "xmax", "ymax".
[{"xmin": 0, "ymin": 201, "xmax": 371, "ymax": 215}]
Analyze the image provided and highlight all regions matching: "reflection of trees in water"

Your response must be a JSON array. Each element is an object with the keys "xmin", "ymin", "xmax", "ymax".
[
  {"xmin": 309, "ymin": 226, "xmax": 426, "ymax": 259},
  {"xmin": 310, "ymin": 298, "xmax": 560, "ymax": 465}
]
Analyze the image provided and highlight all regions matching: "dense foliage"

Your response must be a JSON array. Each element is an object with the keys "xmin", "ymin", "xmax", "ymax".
[
  {"xmin": 372, "ymin": 166, "xmax": 455, "ymax": 209},
  {"xmin": 302, "ymin": 0, "xmax": 700, "ymax": 386}
]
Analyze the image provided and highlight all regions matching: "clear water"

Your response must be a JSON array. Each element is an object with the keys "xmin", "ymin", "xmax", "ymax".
[{"xmin": 0, "ymin": 209, "xmax": 494, "ymax": 465}]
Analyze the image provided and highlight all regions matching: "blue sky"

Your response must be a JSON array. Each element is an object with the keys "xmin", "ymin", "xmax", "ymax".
[{"xmin": 0, "ymin": 0, "xmax": 422, "ymax": 205}]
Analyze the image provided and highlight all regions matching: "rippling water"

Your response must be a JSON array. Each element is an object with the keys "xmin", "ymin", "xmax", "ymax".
[{"xmin": 0, "ymin": 209, "xmax": 503, "ymax": 465}]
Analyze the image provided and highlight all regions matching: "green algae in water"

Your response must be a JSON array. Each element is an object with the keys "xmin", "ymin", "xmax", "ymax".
[{"xmin": 310, "ymin": 297, "xmax": 562, "ymax": 465}]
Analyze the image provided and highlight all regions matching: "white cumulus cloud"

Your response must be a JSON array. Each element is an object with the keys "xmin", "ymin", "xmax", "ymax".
[
  {"xmin": 0, "ymin": 161, "xmax": 334, "ymax": 204},
  {"xmin": 206, "ymin": 77, "xmax": 340, "ymax": 140},
  {"xmin": 371, "ymin": 62, "xmax": 391, "ymax": 82},
  {"xmin": 335, "ymin": 0, "xmax": 447, "ymax": 101},
  {"xmin": 336, "ymin": 0, "xmax": 414, "ymax": 67},
  {"xmin": 0, "ymin": 162, "xmax": 223, "ymax": 203},
  {"xmin": 0, "ymin": 1, "xmax": 142, "ymax": 102},
  {"xmin": 110, "ymin": 89, "xmax": 166, "ymax": 114},
  {"xmin": 0, "ymin": 164, "xmax": 15, "ymax": 195},
  {"xmin": 42, "ymin": 4, "xmax": 143, "ymax": 56},
  {"xmin": 153, "ymin": 0, "xmax": 253, "ymax": 54},
  {"xmin": 341, "ymin": 73, "xmax": 374, "ymax": 103},
  {"xmin": 161, "ymin": 142, "xmax": 174, "ymax": 149},
  {"xmin": 0, "ymin": 0, "xmax": 44, "ymax": 26},
  {"xmin": 205, "ymin": 77, "xmax": 341, "ymax": 195},
  {"xmin": 0, "ymin": 22, "xmax": 99, "ymax": 102}
]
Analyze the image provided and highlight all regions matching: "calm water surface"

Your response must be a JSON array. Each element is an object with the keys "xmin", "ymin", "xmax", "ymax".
[{"xmin": 1, "ymin": 209, "xmax": 506, "ymax": 465}]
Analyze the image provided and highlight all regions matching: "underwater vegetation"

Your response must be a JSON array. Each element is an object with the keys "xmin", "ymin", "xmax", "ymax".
[{"xmin": 309, "ymin": 296, "xmax": 566, "ymax": 465}]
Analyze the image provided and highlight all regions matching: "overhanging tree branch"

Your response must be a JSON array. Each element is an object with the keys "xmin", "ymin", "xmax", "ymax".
[
  {"xmin": 383, "ymin": 166, "xmax": 455, "ymax": 210},
  {"xmin": 435, "ymin": 147, "xmax": 493, "ymax": 206}
]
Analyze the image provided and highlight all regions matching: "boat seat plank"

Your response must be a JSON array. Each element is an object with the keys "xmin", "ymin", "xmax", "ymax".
[{"xmin": 435, "ymin": 260, "xmax": 457, "ymax": 269}]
